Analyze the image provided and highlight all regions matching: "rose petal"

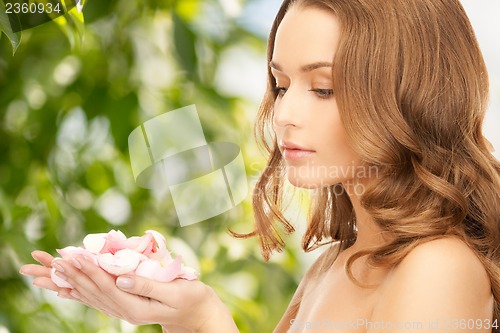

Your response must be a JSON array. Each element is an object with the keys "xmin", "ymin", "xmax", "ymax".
[
  {"xmin": 56, "ymin": 246, "xmax": 82, "ymax": 259},
  {"xmin": 135, "ymin": 256, "xmax": 182, "ymax": 282},
  {"xmin": 107, "ymin": 230, "xmax": 127, "ymax": 239},
  {"xmin": 178, "ymin": 265, "xmax": 199, "ymax": 280},
  {"xmin": 56, "ymin": 246, "xmax": 98, "ymax": 265},
  {"xmin": 141, "ymin": 238, "xmax": 155, "ymax": 256},
  {"xmin": 145, "ymin": 230, "xmax": 169, "ymax": 257},
  {"xmin": 51, "ymin": 267, "xmax": 73, "ymax": 288},
  {"xmin": 123, "ymin": 234, "xmax": 154, "ymax": 255},
  {"xmin": 83, "ymin": 233, "xmax": 108, "ymax": 254},
  {"xmin": 148, "ymin": 250, "xmax": 172, "ymax": 262},
  {"xmin": 134, "ymin": 260, "xmax": 161, "ymax": 279},
  {"xmin": 97, "ymin": 249, "xmax": 147, "ymax": 276},
  {"xmin": 100, "ymin": 230, "xmax": 128, "ymax": 254}
]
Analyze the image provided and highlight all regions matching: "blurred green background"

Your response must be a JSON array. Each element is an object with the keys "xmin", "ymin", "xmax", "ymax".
[
  {"xmin": 0, "ymin": 1, "xmax": 310, "ymax": 332},
  {"xmin": 2, "ymin": 1, "xmax": 498, "ymax": 332}
]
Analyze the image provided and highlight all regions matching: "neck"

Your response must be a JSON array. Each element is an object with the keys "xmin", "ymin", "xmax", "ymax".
[{"xmin": 343, "ymin": 181, "xmax": 388, "ymax": 251}]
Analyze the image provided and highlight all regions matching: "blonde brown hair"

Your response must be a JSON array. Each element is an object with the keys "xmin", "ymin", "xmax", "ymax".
[{"xmin": 236, "ymin": 0, "xmax": 500, "ymax": 324}]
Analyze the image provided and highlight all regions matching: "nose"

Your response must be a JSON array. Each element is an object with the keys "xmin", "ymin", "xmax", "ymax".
[{"xmin": 272, "ymin": 86, "xmax": 303, "ymax": 129}]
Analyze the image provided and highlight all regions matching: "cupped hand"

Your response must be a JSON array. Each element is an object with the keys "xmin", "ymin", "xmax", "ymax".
[
  {"xmin": 20, "ymin": 251, "xmax": 65, "ymax": 293},
  {"xmin": 20, "ymin": 251, "xmax": 238, "ymax": 333}
]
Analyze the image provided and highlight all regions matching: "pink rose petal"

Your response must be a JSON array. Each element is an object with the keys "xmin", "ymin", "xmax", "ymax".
[
  {"xmin": 50, "ymin": 229, "xmax": 199, "ymax": 286},
  {"xmin": 134, "ymin": 260, "xmax": 162, "ymax": 279},
  {"xmin": 146, "ymin": 230, "xmax": 169, "ymax": 257},
  {"xmin": 135, "ymin": 256, "xmax": 182, "ymax": 282},
  {"xmin": 97, "ymin": 249, "xmax": 147, "ymax": 276},
  {"xmin": 179, "ymin": 265, "xmax": 199, "ymax": 280},
  {"xmin": 123, "ymin": 233, "xmax": 155, "ymax": 255},
  {"xmin": 51, "ymin": 267, "xmax": 73, "ymax": 288},
  {"xmin": 56, "ymin": 246, "xmax": 98, "ymax": 265},
  {"xmin": 100, "ymin": 230, "xmax": 128, "ymax": 254}
]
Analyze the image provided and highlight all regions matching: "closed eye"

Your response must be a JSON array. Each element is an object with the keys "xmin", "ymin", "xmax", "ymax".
[{"xmin": 310, "ymin": 89, "xmax": 334, "ymax": 99}]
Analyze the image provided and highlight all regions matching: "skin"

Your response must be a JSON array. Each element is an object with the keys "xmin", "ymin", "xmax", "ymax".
[
  {"xmin": 20, "ymin": 5, "xmax": 494, "ymax": 333},
  {"xmin": 20, "ymin": 251, "xmax": 238, "ymax": 333}
]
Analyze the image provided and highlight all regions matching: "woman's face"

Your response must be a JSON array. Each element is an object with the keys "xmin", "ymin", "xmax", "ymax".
[{"xmin": 271, "ymin": 6, "xmax": 361, "ymax": 189}]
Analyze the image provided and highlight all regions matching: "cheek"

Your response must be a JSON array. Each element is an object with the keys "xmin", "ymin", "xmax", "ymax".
[
  {"xmin": 313, "ymin": 107, "xmax": 361, "ymax": 174},
  {"xmin": 314, "ymin": 105, "xmax": 346, "ymax": 151},
  {"xmin": 284, "ymin": 104, "xmax": 355, "ymax": 188}
]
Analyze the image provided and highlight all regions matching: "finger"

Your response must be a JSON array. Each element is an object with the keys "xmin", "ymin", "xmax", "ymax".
[
  {"xmin": 75, "ymin": 258, "xmax": 150, "ymax": 316},
  {"xmin": 33, "ymin": 276, "xmax": 63, "ymax": 292},
  {"xmin": 116, "ymin": 275, "xmax": 205, "ymax": 307},
  {"xmin": 57, "ymin": 290, "xmax": 78, "ymax": 301},
  {"xmin": 53, "ymin": 259, "xmax": 105, "ymax": 301},
  {"xmin": 52, "ymin": 267, "xmax": 149, "ymax": 324},
  {"xmin": 59, "ymin": 258, "xmax": 177, "ymax": 326},
  {"xmin": 69, "ymin": 257, "xmax": 120, "ymax": 296},
  {"xmin": 56, "ymin": 258, "xmax": 132, "ymax": 313},
  {"xmin": 20, "ymin": 264, "xmax": 52, "ymax": 278},
  {"xmin": 116, "ymin": 276, "xmax": 218, "ymax": 328},
  {"xmin": 59, "ymin": 289, "xmax": 98, "ymax": 310},
  {"xmin": 56, "ymin": 265, "xmax": 113, "ymax": 311},
  {"xmin": 32, "ymin": 251, "xmax": 55, "ymax": 267}
]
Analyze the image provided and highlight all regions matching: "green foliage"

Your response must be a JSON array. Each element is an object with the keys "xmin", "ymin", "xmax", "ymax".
[
  {"xmin": 0, "ymin": 0, "xmax": 21, "ymax": 54},
  {"xmin": 0, "ymin": 0, "xmax": 306, "ymax": 332}
]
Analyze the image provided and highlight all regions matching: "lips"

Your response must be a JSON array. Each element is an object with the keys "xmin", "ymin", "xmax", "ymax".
[{"xmin": 279, "ymin": 140, "xmax": 315, "ymax": 160}]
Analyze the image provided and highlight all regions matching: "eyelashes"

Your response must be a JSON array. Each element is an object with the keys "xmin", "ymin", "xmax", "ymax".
[
  {"xmin": 273, "ymin": 87, "xmax": 334, "ymax": 100},
  {"xmin": 273, "ymin": 87, "xmax": 287, "ymax": 97},
  {"xmin": 310, "ymin": 88, "xmax": 334, "ymax": 99}
]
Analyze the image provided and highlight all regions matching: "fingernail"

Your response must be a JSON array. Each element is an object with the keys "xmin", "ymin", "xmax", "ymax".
[
  {"xmin": 53, "ymin": 263, "xmax": 65, "ymax": 273},
  {"xmin": 116, "ymin": 277, "xmax": 134, "ymax": 289},
  {"xmin": 71, "ymin": 258, "xmax": 82, "ymax": 270},
  {"xmin": 55, "ymin": 271, "xmax": 67, "ymax": 281},
  {"xmin": 69, "ymin": 290, "xmax": 80, "ymax": 300}
]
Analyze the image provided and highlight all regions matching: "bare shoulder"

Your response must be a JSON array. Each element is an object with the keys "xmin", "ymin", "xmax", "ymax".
[
  {"xmin": 371, "ymin": 237, "xmax": 494, "ymax": 331},
  {"xmin": 397, "ymin": 237, "xmax": 489, "ymax": 277}
]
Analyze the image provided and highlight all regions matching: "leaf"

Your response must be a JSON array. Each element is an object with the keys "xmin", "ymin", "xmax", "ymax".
[
  {"xmin": 53, "ymin": 1, "xmax": 86, "ymax": 50},
  {"xmin": 172, "ymin": 12, "xmax": 198, "ymax": 80},
  {"xmin": 0, "ymin": 1, "xmax": 21, "ymax": 55},
  {"xmin": 65, "ymin": 3, "xmax": 85, "ymax": 39}
]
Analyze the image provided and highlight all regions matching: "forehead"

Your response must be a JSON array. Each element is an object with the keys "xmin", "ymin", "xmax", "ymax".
[{"xmin": 273, "ymin": 6, "xmax": 341, "ymax": 67}]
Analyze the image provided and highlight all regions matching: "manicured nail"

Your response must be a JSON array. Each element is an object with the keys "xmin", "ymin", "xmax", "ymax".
[
  {"xmin": 116, "ymin": 277, "xmax": 134, "ymax": 289},
  {"xmin": 53, "ymin": 263, "xmax": 65, "ymax": 273},
  {"xmin": 55, "ymin": 271, "xmax": 67, "ymax": 281},
  {"xmin": 71, "ymin": 258, "xmax": 82, "ymax": 270},
  {"xmin": 31, "ymin": 252, "xmax": 40, "ymax": 261},
  {"xmin": 69, "ymin": 290, "xmax": 81, "ymax": 300}
]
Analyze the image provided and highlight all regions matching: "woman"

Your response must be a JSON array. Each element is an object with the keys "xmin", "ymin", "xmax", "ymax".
[{"xmin": 20, "ymin": 0, "xmax": 500, "ymax": 332}]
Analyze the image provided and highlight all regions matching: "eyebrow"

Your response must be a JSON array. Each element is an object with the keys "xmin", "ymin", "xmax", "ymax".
[{"xmin": 269, "ymin": 61, "xmax": 333, "ymax": 73}]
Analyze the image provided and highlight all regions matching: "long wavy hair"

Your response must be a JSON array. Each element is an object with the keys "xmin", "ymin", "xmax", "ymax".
[{"xmin": 235, "ymin": 0, "xmax": 500, "ymax": 324}]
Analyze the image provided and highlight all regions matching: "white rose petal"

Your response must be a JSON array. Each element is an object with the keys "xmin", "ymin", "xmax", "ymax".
[
  {"xmin": 97, "ymin": 249, "xmax": 147, "ymax": 276},
  {"xmin": 83, "ymin": 233, "xmax": 108, "ymax": 254}
]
